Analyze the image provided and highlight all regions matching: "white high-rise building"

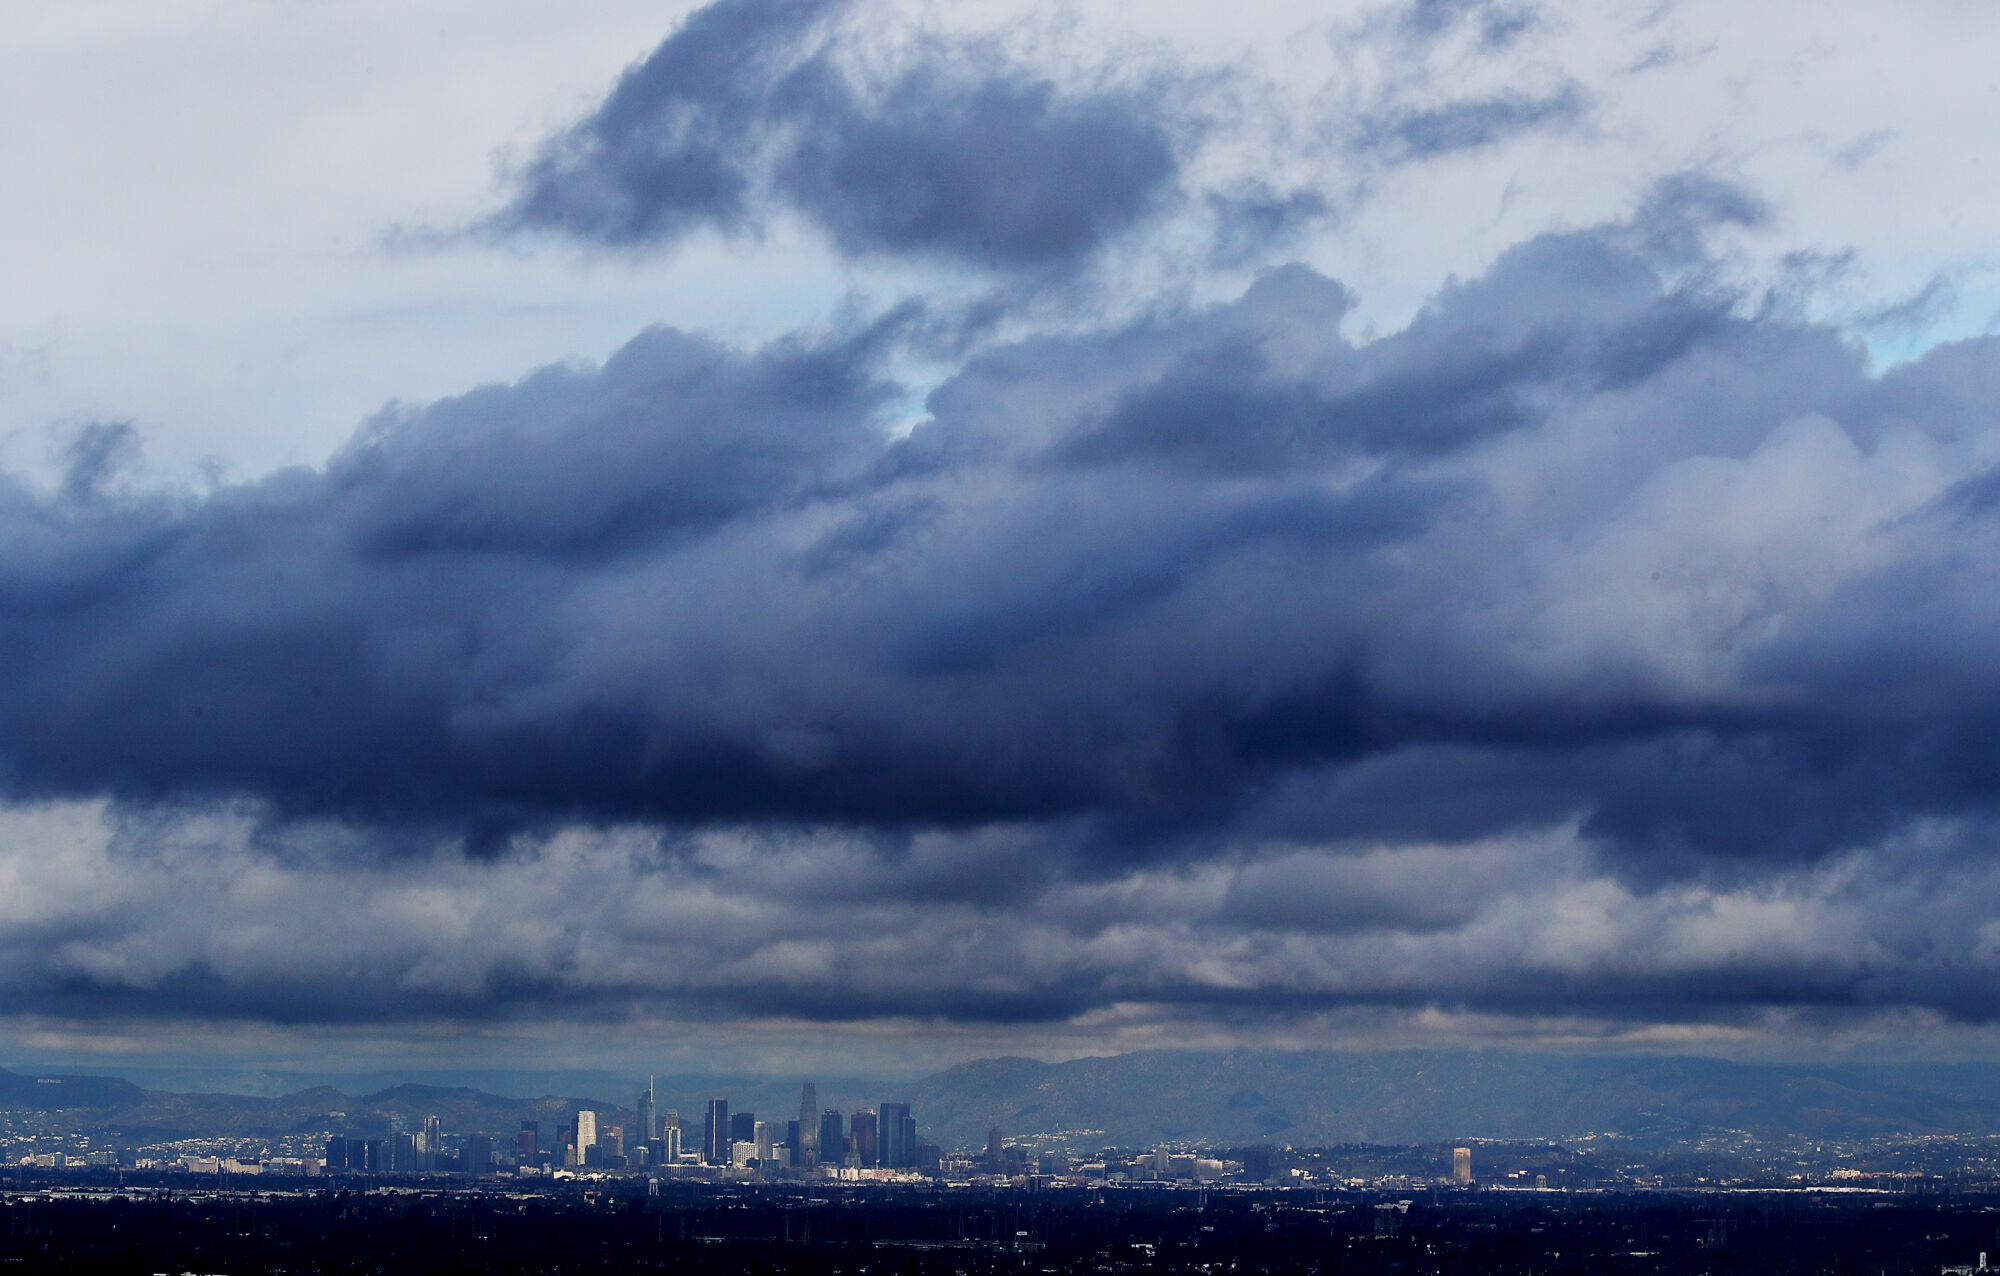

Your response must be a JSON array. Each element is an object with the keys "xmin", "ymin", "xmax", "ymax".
[
  {"xmin": 577, "ymin": 1110, "xmax": 598, "ymax": 1158},
  {"xmin": 422, "ymin": 1115, "xmax": 443, "ymax": 1172},
  {"xmin": 755, "ymin": 1120, "xmax": 776, "ymax": 1166}
]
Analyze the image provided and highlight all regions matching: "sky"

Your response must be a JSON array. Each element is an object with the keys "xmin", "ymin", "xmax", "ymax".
[{"xmin": 5, "ymin": 0, "xmax": 2000, "ymax": 1080}]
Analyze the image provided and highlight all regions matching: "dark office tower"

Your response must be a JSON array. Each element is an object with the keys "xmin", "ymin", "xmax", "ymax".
[
  {"xmin": 879, "ymin": 1102, "xmax": 913, "ymax": 1168},
  {"xmin": 604, "ymin": 1125, "xmax": 624, "ymax": 1160},
  {"xmin": 324, "ymin": 1136, "xmax": 349, "ymax": 1172},
  {"xmin": 360, "ymin": 1138, "xmax": 384, "ymax": 1173},
  {"xmin": 851, "ymin": 1108, "xmax": 879, "ymax": 1167},
  {"xmin": 391, "ymin": 1131, "xmax": 418, "ymax": 1173},
  {"xmin": 518, "ymin": 1121, "xmax": 538, "ymax": 1164},
  {"xmin": 1241, "ymin": 1145, "xmax": 1274, "ymax": 1183},
  {"xmin": 902, "ymin": 1114, "xmax": 918, "ymax": 1167},
  {"xmin": 729, "ymin": 1111, "xmax": 757, "ymax": 1146},
  {"xmin": 786, "ymin": 1120, "xmax": 803, "ymax": 1167},
  {"xmin": 462, "ymin": 1136, "xmax": 493, "ymax": 1174},
  {"xmin": 818, "ymin": 1110, "xmax": 846, "ymax": 1165},
  {"xmin": 703, "ymin": 1099, "xmax": 729, "ymax": 1165},
  {"xmin": 798, "ymin": 1082, "xmax": 818, "ymax": 1167}
]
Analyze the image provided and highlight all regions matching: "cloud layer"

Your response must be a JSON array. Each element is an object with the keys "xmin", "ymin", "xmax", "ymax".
[
  {"xmin": 7, "ymin": 0, "xmax": 2000, "ymax": 1063},
  {"xmin": 483, "ymin": 0, "xmax": 1596, "ymax": 277},
  {"xmin": 0, "ymin": 202, "xmax": 1901, "ymax": 846},
  {"xmin": 9, "ymin": 174, "xmax": 2000, "ymax": 1052}
]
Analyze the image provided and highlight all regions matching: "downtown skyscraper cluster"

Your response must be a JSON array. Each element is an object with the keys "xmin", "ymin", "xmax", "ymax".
[
  {"xmin": 673, "ymin": 1084, "xmax": 928, "ymax": 1175},
  {"xmin": 310, "ymin": 1079, "xmax": 934, "ymax": 1179}
]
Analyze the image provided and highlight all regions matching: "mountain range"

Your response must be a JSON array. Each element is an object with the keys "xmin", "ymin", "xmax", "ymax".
[{"xmin": 9, "ymin": 1050, "xmax": 2000, "ymax": 1150}]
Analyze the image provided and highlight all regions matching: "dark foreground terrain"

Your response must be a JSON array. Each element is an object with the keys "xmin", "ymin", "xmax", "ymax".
[{"xmin": 5, "ymin": 1183, "xmax": 2000, "ymax": 1275}]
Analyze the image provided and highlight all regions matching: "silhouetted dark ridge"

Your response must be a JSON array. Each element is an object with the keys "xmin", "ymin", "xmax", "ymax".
[{"xmin": 0, "ymin": 1067, "xmax": 146, "ymax": 1110}]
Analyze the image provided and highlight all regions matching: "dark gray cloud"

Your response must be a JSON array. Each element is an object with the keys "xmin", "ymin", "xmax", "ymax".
[
  {"xmin": 1623, "ymin": 171, "xmax": 1770, "ymax": 265},
  {"xmin": 10, "ymin": 183, "xmax": 2000, "ymax": 1043},
  {"xmin": 1205, "ymin": 183, "xmax": 1334, "ymax": 267},
  {"xmin": 490, "ymin": 0, "xmax": 1186, "ymax": 270},
  {"xmin": 9, "ymin": 800, "xmax": 2000, "ymax": 1040},
  {"xmin": 1331, "ymin": 2, "xmax": 1590, "ymax": 174},
  {"xmin": 772, "ymin": 67, "xmax": 1181, "ymax": 268},
  {"xmin": 1357, "ymin": 82, "xmax": 1589, "ymax": 162},
  {"xmin": 7, "ymin": 0, "xmax": 2000, "ymax": 1065},
  {"xmin": 1394, "ymin": 0, "xmax": 1540, "ymax": 51},
  {"xmin": 55, "ymin": 422, "xmax": 143, "ymax": 505},
  {"xmin": 485, "ymin": 0, "xmax": 1603, "ymax": 276},
  {"xmin": 335, "ymin": 320, "xmax": 899, "ymax": 560},
  {"xmin": 493, "ymin": 0, "xmax": 836, "ymax": 246},
  {"xmin": 0, "ymin": 205, "xmax": 1986, "ymax": 870}
]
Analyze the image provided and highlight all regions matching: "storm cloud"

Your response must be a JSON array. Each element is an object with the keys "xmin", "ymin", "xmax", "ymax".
[
  {"xmin": 11, "ymin": 188, "xmax": 2000, "ymax": 892},
  {"xmin": 489, "ymin": 0, "xmax": 1185, "ymax": 269},
  {"xmin": 7, "ymin": 0, "xmax": 2000, "ymax": 1057},
  {"xmin": 12, "ymin": 197, "xmax": 1945, "ymax": 863}
]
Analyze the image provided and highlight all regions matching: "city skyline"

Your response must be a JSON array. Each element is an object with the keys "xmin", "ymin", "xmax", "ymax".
[
  {"xmin": 23, "ymin": 1046, "xmax": 2000, "ymax": 1199},
  {"xmin": 7, "ymin": 3, "xmax": 1997, "ymax": 1269},
  {"xmin": 311, "ymin": 1078, "xmax": 943, "ymax": 1178}
]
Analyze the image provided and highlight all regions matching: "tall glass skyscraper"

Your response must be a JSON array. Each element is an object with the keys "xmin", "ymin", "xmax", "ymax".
[
  {"xmin": 818, "ymin": 1109, "xmax": 846, "ymax": 1165},
  {"xmin": 851, "ymin": 1107, "xmax": 878, "ymax": 1167},
  {"xmin": 879, "ymin": 1102, "xmax": 913, "ymax": 1168},
  {"xmin": 422, "ymin": 1114, "xmax": 443, "ymax": 1172},
  {"xmin": 798, "ymin": 1081, "xmax": 819, "ymax": 1167},
  {"xmin": 637, "ymin": 1076, "xmax": 656, "ymax": 1145},
  {"xmin": 703, "ymin": 1098, "xmax": 729, "ymax": 1165}
]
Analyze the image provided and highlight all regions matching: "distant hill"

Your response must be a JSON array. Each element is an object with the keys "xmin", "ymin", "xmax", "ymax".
[
  {"xmin": 0, "ymin": 1064, "xmax": 905, "ymax": 1144},
  {"xmin": 0, "ymin": 1068, "xmax": 145, "ymax": 1112},
  {"xmin": 909, "ymin": 1050, "xmax": 2000, "ymax": 1149},
  {"xmin": 0, "ymin": 1066, "xmax": 625, "ymax": 1142},
  {"xmin": 9, "ymin": 1052, "xmax": 2000, "ymax": 1150}
]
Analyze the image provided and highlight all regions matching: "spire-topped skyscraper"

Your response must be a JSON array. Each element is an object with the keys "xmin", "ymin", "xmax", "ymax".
[
  {"xmin": 638, "ymin": 1076, "xmax": 657, "ymax": 1145},
  {"xmin": 798, "ymin": 1081, "xmax": 819, "ymax": 1168}
]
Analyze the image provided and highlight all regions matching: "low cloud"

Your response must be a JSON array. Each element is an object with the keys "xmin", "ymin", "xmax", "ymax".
[{"xmin": 8, "ymin": 804, "xmax": 2000, "ymax": 1054}]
